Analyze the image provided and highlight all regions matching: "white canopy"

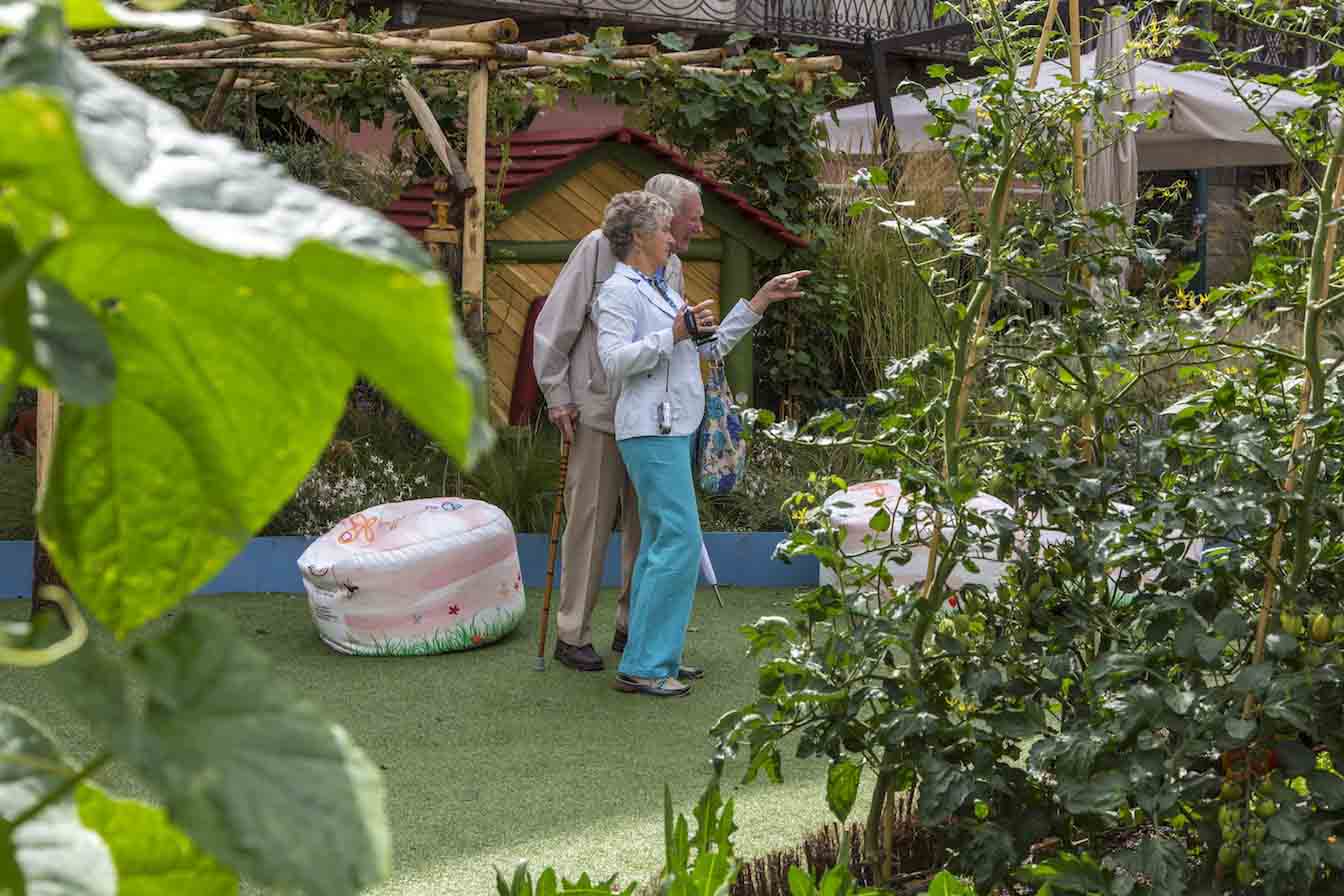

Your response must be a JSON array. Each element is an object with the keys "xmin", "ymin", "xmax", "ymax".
[{"xmin": 825, "ymin": 53, "xmax": 1315, "ymax": 171}]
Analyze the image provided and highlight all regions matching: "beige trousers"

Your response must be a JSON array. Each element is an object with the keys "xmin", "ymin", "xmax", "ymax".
[{"xmin": 555, "ymin": 423, "xmax": 640, "ymax": 647}]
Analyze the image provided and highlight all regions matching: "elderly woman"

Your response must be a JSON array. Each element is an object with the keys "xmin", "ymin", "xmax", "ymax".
[{"xmin": 594, "ymin": 190, "xmax": 808, "ymax": 697}]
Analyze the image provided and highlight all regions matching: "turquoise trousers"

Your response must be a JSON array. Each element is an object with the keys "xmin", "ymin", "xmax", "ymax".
[{"xmin": 616, "ymin": 434, "xmax": 699, "ymax": 680}]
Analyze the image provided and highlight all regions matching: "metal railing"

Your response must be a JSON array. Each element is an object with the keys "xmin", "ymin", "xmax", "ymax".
[{"xmin": 476, "ymin": 0, "xmax": 936, "ymax": 45}]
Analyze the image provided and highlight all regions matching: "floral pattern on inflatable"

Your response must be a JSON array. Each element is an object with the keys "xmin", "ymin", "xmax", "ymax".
[{"xmin": 298, "ymin": 498, "xmax": 525, "ymax": 656}]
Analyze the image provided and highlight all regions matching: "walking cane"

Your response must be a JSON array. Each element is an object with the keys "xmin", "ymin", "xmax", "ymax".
[{"xmin": 534, "ymin": 434, "xmax": 571, "ymax": 671}]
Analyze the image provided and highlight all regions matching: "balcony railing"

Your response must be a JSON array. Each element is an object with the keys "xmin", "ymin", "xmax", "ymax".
[{"xmin": 465, "ymin": 0, "xmax": 937, "ymax": 46}]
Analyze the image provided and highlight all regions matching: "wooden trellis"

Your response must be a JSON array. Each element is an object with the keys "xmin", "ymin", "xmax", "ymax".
[{"xmin": 77, "ymin": 6, "xmax": 840, "ymax": 340}]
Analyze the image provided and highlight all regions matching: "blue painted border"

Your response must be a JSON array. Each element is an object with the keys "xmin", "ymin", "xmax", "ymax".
[{"xmin": 0, "ymin": 533, "xmax": 815, "ymax": 598}]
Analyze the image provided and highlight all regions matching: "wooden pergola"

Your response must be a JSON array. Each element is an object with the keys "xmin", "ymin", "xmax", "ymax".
[{"xmin": 76, "ymin": 5, "xmax": 842, "ymax": 339}]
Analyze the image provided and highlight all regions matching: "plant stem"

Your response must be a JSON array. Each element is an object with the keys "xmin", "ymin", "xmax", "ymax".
[
  {"xmin": 11, "ymin": 751, "xmax": 111, "ymax": 828},
  {"xmin": 1244, "ymin": 137, "xmax": 1344, "ymax": 717}
]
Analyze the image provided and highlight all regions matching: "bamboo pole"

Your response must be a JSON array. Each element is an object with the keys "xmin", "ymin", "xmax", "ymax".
[
  {"xmin": 90, "ymin": 20, "xmax": 343, "ymax": 61},
  {"xmin": 101, "ymin": 57, "xmax": 361, "ymax": 70},
  {"xmin": 29, "ymin": 389, "xmax": 65, "ymax": 626},
  {"xmin": 72, "ymin": 3, "xmax": 258, "ymax": 51},
  {"xmin": 461, "ymin": 62, "xmax": 489, "ymax": 346},
  {"xmin": 209, "ymin": 19, "xmax": 528, "ymax": 61},
  {"xmin": 1068, "ymin": 0, "xmax": 1085, "ymax": 203},
  {"xmin": 521, "ymin": 33, "xmax": 587, "ymax": 51},
  {"xmin": 1028, "ymin": 0, "xmax": 1060, "ymax": 88},
  {"xmin": 656, "ymin": 47, "xmax": 728, "ymax": 65},
  {"xmin": 397, "ymin": 75, "xmax": 475, "ymax": 198},
  {"xmin": 393, "ymin": 18, "xmax": 519, "ymax": 43},
  {"xmin": 584, "ymin": 43, "xmax": 657, "ymax": 58},
  {"xmin": 90, "ymin": 33, "xmax": 262, "ymax": 61},
  {"xmin": 200, "ymin": 68, "xmax": 238, "ymax": 130}
]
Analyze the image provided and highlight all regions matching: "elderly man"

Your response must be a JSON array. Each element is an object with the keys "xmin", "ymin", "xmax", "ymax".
[{"xmin": 533, "ymin": 173, "xmax": 704, "ymax": 671}]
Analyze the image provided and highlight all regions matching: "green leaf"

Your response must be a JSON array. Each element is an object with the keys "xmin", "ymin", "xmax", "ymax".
[
  {"xmin": 920, "ymin": 870, "xmax": 974, "ymax": 895},
  {"xmin": 965, "ymin": 823, "xmax": 1016, "ymax": 890},
  {"xmin": 825, "ymin": 760, "xmax": 860, "ymax": 822},
  {"xmin": 1018, "ymin": 853, "xmax": 1111, "ymax": 893},
  {"xmin": 1272, "ymin": 740, "xmax": 1315, "ymax": 776},
  {"xmin": 726, "ymin": 30, "xmax": 754, "ymax": 45},
  {"xmin": 0, "ymin": 13, "xmax": 488, "ymax": 636},
  {"xmin": 0, "ymin": 704, "xmax": 115, "ymax": 895},
  {"xmin": 917, "ymin": 755, "xmax": 972, "ymax": 821},
  {"xmin": 1109, "ymin": 836, "xmax": 1186, "ymax": 895},
  {"xmin": 1226, "ymin": 718, "xmax": 1257, "ymax": 741},
  {"xmin": 1196, "ymin": 635, "xmax": 1226, "ymax": 664},
  {"xmin": 1306, "ymin": 770, "xmax": 1344, "ymax": 810},
  {"xmin": 0, "ymin": 0, "xmax": 205, "ymax": 33},
  {"xmin": 9, "ymin": 277, "xmax": 116, "ymax": 405},
  {"xmin": 655, "ymin": 32, "xmax": 687, "ymax": 52},
  {"xmin": 75, "ymin": 785, "xmax": 237, "ymax": 896},
  {"xmin": 65, "ymin": 608, "xmax": 389, "ymax": 896},
  {"xmin": 787, "ymin": 865, "xmax": 816, "ymax": 896},
  {"xmin": 1214, "ymin": 608, "xmax": 1250, "ymax": 639},
  {"xmin": 1234, "ymin": 663, "xmax": 1274, "ymax": 696}
]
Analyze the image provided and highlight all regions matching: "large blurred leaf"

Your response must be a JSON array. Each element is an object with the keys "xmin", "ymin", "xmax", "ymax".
[
  {"xmin": 0, "ymin": 0, "xmax": 205, "ymax": 34},
  {"xmin": 0, "ymin": 704, "xmax": 115, "ymax": 895},
  {"xmin": 0, "ymin": 8, "xmax": 488, "ymax": 635},
  {"xmin": 61, "ymin": 607, "xmax": 388, "ymax": 896},
  {"xmin": 76, "ymin": 785, "xmax": 236, "ymax": 896}
]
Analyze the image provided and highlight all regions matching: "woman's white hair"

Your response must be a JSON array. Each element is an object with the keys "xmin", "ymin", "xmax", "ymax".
[
  {"xmin": 602, "ymin": 191, "xmax": 674, "ymax": 261},
  {"xmin": 643, "ymin": 174, "xmax": 701, "ymax": 213}
]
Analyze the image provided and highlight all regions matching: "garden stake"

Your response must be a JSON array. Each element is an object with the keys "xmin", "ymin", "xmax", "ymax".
[{"xmin": 534, "ymin": 434, "xmax": 570, "ymax": 671}]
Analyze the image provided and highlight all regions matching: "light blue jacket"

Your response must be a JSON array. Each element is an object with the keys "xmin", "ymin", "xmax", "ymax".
[{"xmin": 593, "ymin": 262, "xmax": 761, "ymax": 440}]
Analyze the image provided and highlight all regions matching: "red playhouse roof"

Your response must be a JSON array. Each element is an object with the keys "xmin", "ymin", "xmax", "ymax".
[{"xmin": 382, "ymin": 127, "xmax": 807, "ymax": 248}]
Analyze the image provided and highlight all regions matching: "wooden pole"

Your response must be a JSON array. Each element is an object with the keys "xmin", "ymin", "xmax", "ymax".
[
  {"xmin": 210, "ymin": 19, "xmax": 528, "ymax": 61},
  {"xmin": 534, "ymin": 436, "xmax": 570, "ymax": 671},
  {"xmin": 461, "ymin": 61, "xmax": 489, "ymax": 347},
  {"xmin": 520, "ymin": 33, "xmax": 587, "ymax": 51},
  {"xmin": 1068, "ymin": 0, "xmax": 1086, "ymax": 204},
  {"xmin": 71, "ymin": 3, "xmax": 258, "ymax": 51},
  {"xmin": 30, "ymin": 389, "xmax": 66, "ymax": 627},
  {"xmin": 1028, "ymin": 0, "xmax": 1060, "ymax": 88},
  {"xmin": 101, "ymin": 57, "xmax": 362, "ymax": 70},
  {"xmin": 397, "ymin": 76, "xmax": 476, "ymax": 198},
  {"xmin": 393, "ymin": 18, "xmax": 519, "ymax": 43},
  {"xmin": 200, "ymin": 68, "xmax": 239, "ymax": 130}
]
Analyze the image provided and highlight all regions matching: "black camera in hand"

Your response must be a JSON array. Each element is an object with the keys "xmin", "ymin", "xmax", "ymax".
[{"xmin": 682, "ymin": 306, "xmax": 716, "ymax": 347}]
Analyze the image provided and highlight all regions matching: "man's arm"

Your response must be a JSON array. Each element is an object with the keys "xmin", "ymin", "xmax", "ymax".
[{"xmin": 533, "ymin": 232, "xmax": 601, "ymax": 438}]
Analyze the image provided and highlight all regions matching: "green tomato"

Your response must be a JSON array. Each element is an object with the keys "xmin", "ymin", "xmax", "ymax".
[
  {"xmin": 1219, "ymin": 843, "xmax": 1240, "ymax": 866},
  {"xmin": 1236, "ymin": 859, "xmax": 1256, "ymax": 886},
  {"xmin": 1333, "ymin": 614, "xmax": 1344, "ymax": 637},
  {"xmin": 1254, "ymin": 799, "xmax": 1278, "ymax": 818},
  {"xmin": 1248, "ymin": 821, "xmax": 1266, "ymax": 845},
  {"xmin": 1258, "ymin": 774, "xmax": 1276, "ymax": 797},
  {"xmin": 1313, "ymin": 613, "xmax": 1332, "ymax": 643},
  {"xmin": 1221, "ymin": 781, "xmax": 1244, "ymax": 801}
]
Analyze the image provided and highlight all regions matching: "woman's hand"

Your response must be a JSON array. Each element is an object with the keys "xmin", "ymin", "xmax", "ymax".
[
  {"xmin": 748, "ymin": 270, "xmax": 812, "ymax": 315},
  {"xmin": 673, "ymin": 299, "xmax": 719, "ymax": 342}
]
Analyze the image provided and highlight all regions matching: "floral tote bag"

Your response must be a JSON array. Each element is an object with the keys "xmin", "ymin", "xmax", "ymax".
[{"xmin": 696, "ymin": 356, "xmax": 747, "ymax": 495}]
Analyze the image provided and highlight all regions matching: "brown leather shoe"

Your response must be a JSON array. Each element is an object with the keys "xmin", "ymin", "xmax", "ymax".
[
  {"xmin": 611, "ymin": 628, "xmax": 628, "ymax": 654},
  {"xmin": 554, "ymin": 640, "xmax": 604, "ymax": 672}
]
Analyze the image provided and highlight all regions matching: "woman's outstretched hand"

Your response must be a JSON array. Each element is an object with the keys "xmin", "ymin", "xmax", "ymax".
[{"xmin": 748, "ymin": 270, "xmax": 812, "ymax": 314}]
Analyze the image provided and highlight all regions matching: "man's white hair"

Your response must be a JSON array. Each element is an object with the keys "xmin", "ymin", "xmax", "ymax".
[{"xmin": 644, "ymin": 174, "xmax": 701, "ymax": 212}]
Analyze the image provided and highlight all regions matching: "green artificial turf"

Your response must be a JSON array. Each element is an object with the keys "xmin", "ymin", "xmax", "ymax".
[{"xmin": 0, "ymin": 588, "xmax": 866, "ymax": 895}]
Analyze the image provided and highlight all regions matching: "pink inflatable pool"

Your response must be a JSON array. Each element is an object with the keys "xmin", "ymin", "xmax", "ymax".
[{"xmin": 298, "ymin": 498, "xmax": 525, "ymax": 656}]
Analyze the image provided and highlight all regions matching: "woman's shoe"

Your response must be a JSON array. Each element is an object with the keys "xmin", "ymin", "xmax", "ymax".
[
  {"xmin": 677, "ymin": 665, "xmax": 705, "ymax": 680},
  {"xmin": 613, "ymin": 673, "xmax": 691, "ymax": 697}
]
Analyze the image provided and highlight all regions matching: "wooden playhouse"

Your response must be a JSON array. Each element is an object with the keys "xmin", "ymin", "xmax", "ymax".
[{"xmin": 383, "ymin": 127, "xmax": 806, "ymax": 424}]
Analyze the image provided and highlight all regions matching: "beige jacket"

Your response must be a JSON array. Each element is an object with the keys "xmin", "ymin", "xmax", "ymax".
[{"xmin": 533, "ymin": 229, "xmax": 683, "ymax": 434}]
